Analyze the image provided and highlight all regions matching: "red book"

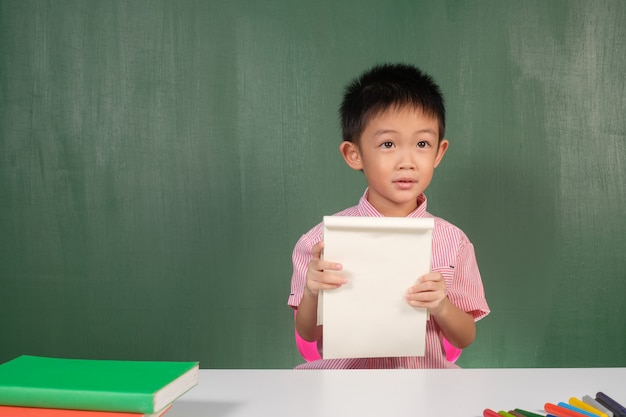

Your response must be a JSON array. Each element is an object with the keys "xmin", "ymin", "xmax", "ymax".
[{"xmin": 0, "ymin": 404, "xmax": 172, "ymax": 417}]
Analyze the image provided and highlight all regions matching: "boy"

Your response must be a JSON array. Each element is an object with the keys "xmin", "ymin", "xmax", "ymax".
[{"xmin": 288, "ymin": 63, "xmax": 489, "ymax": 369}]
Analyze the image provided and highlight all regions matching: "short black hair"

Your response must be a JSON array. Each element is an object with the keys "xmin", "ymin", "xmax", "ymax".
[{"xmin": 340, "ymin": 63, "xmax": 446, "ymax": 143}]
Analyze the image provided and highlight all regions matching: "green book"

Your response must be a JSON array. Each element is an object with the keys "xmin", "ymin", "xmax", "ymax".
[{"xmin": 0, "ymin": 355, "xmax": 199, "ymax": 414}]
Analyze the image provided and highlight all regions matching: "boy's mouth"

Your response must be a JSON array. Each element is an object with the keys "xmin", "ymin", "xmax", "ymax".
[
  {"xmin": 393, "ymin": 178, "xmax": 416, "ymax": 189},
  {"xmin": 393, "ymin": 177, "xmax": 416, "ymax": 183}
]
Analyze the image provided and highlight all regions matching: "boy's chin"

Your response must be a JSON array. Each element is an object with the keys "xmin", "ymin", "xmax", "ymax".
[{"xmin": 391, "ymin": 189, "xmax": 422, "ymax": 201}]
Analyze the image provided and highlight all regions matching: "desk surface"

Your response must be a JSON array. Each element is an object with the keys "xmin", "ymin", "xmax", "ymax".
[{"xmin": 168, "ymin": 368, "xmax": 625, "ymax": 417}]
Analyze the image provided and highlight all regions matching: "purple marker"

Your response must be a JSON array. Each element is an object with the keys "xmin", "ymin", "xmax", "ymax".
[{"xmin": 596, "ymin": 392, "xmax": 626, "ymax": 417}]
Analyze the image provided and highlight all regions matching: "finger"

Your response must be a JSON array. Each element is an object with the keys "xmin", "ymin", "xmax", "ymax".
[
  {"xmin": 313, "ymin": 278, "xmax": 346, "ymax": 290},
  {"xmin": 405, "ymin": 291, "xmax": 443, "ymax": 309},
  {"xmin": 311, "ymin": 241, "xmax": 324, "ymax": 260},
  {"xmin": 308, "ymin": 271, "xmax": 348, "ymax": 293},
  {"xmin": 406, "ymin": 281, "xmax": 446, "ymax": 298},
  {"xmin": 405, "ymin": 294, "xmax": 430, "ymax": 308},
  {"xmin": 310, "ymin": 264, "xmax": 347, "ymax": 283},
  {"xmin": 406, "ymin": 298, "xmax": 426, "ymax": 308},
  {"xmin": 408, "ymin": 281, "xmax": 440, "ymax": 293},
  {"xmin": 406, "ymin": 287, "xmax": 430, "ymax": 300},
  {"xmin": 308, "ymin": 257, "xmax": 342, "ymax": 275},
  {"xmin": 321, "ymin": 259, "xmax": 342, "ymax": 272},
  {"xmin": 419, "ymin": 281, "xmax": 445, "ymax": 293},
  {"xmin": 418, "ymin": 272, "xmax": 443, "ymax": 283},
  {"xmin": 406, "ymin": 290, "xmax": 437, "ymax": 302}
]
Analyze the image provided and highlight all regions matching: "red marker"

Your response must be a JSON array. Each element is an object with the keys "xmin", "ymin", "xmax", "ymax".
[
  {"xmin": 545, "ymin": 403, "xmax": 589, "ymax": 417},
  {"xmin": 484, "ymin": 409, "xmax": 502, "ymax": 417}
]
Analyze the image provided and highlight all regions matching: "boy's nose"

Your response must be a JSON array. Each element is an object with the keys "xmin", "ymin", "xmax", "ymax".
[{"xmin": 397, "ymin": 152, "xmax": 416, "ymax": 169}]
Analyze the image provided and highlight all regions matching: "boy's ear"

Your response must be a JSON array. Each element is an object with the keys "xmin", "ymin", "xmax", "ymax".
[
  {"xmin": 340, "ymin": 141, "xmax": 363, "ymax": 170},
  {"xmin": 434, "ymin": 139, "xmax": 449, "ymax": 168}
]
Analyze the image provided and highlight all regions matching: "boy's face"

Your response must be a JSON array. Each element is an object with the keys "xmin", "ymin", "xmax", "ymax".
[{"xmin": 340, "ymin": 106, "xmax": 448, "ymax": 217}]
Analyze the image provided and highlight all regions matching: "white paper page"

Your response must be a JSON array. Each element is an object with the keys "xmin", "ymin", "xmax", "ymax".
[{"xmin": 321, "ymin": 216, "xmax": 433, "ymax": 359}]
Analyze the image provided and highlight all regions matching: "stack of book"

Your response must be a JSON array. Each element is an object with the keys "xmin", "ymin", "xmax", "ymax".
[{"xmin": 0, "ymin": 355, "xmax": 199, "ymax": 417}]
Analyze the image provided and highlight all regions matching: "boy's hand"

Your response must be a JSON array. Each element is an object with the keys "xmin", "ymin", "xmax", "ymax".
[
  {"xmin": 305, "ymin": 241, "xmax": 345, "ymax": 297},
  {"xmin": 405, "ymin": 272, "xmax": 448, "ymax": 315}
]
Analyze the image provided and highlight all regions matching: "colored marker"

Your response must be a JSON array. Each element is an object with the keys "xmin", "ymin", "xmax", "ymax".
[
  {"xmin": 515, "ymin": 408, "xmax": 548, "ymax": 417},
  {"xmin": 595, "ymin": 398, "xmax": 620, "ymax": 417},
  {"xmin": 499, "ymin": 412, "xmax": 517, "ymax": 417},
  {"xmin": 545, "ymin": 402, "xmax": 589, "ymax": 417},
  {"xmin": 583, "ymin": 396, "xmax": 614, "ymax": 417},
  {"xmin": 484, "ymin": 409, "xmax": 501, "ymax": 417},
  {"xmin": 558, "ymin": 402, "xmax": 600, "ymax": 417},
  {"xmin": 596, "ymin": 393, "xmax": 626, "ymax": 417},
  {"xmin": 509, "ymin": 411, "xmax": 529, "ymax": 417},
  {"xmin": 570, "ymin": 397, "xmax": 608, "ymax": 417}
]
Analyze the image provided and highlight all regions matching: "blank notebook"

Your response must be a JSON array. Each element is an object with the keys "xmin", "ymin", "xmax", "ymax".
[{"xmin": 320, "ymin": 216, "xmax": 434, "ymax": 359}]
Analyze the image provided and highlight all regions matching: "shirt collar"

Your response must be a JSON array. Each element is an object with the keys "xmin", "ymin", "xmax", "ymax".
[{"xmin": 357, "ymin": 188, "xmax": 428, "ymax": 218}]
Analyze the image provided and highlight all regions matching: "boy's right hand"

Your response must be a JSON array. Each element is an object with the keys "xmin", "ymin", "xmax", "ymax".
[{"xmin": 305, "ymin": 241, "xmax": 345, "ymax": 297}]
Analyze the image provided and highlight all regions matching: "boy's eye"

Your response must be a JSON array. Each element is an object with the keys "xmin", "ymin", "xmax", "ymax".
[
  {"xmin": 417, "ymin": 141, "xmax": 429, "ymax": 148},
  {"xmin": 381, "ymin": 141, "xmax": 394, "ymax": 149}
]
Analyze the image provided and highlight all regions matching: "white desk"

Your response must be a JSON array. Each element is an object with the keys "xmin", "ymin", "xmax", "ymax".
[{"xmin": 167, "ymin": 368, "xmax": 625, "ymax": 417}]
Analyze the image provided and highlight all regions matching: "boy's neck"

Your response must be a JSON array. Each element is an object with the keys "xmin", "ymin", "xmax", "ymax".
[{"xmin": 365, "ymin": 192, "xmax": 424, "ymax": 217}]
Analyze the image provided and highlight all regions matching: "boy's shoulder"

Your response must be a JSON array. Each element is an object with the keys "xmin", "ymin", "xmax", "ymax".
[
  {"xmin": 431, "ymin": 213, "xmax": 473, "ymax": 248},
  {"xmin": 332, "ymin": 204, "xmax": 362, "ymax": 217},
  {"xmin": 298, "ymin": 204, "xmax": 361, "ymax": 242},
  {"xmin": 432, "ymin": 213, "xmax": 464, "ymax": 233}
]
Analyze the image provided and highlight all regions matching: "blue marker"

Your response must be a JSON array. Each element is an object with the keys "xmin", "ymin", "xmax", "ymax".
[{"xmin": 557, "ymin": 402, "xmax": 599, "ymax": 417}]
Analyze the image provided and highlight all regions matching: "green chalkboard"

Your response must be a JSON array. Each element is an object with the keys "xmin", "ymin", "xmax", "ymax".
[{"xmin": 1, "ymin": 0, "xmax": 625, "ymax": 368}]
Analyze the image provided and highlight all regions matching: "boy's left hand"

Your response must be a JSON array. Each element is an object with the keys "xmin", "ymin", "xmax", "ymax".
[{"xmin": 405, "ymin": 272, "xmax": 448, "ymax": 315}]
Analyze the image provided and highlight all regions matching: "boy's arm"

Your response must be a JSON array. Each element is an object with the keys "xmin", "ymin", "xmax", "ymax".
[
  {"xmin": 295, "ymin": 241, "xmax": 345, "ymax": 342},
  {"xmin": 428, "ymin": 295, "xmax": 476, "ymax": 349},
  {"xmin": 295, "ymin": 286, "xmax": 322, "ymax": 342},
  {"xmin": 405, "ymin": 272, "xmax": 476, "ymax": 349}
]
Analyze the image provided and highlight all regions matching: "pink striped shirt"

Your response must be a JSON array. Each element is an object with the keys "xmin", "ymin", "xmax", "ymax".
[{"xmin": 288, "ymin": 190, "xmax": 489, "ymax": 369}]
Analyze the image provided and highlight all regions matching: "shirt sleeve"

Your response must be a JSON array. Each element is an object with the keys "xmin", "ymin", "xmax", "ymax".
[
  {"xmin": 447, "ymin": 236, "xmax": 490, "ymax": 321},
  {"xmin": 287, "ymin": 229, "xmax": 320, "ymax": 309}
]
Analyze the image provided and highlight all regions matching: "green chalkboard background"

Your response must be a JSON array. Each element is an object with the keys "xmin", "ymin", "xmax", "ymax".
[{"xmin": 1, "ymin": 1, "xmax": 625, "ymax": 368}]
